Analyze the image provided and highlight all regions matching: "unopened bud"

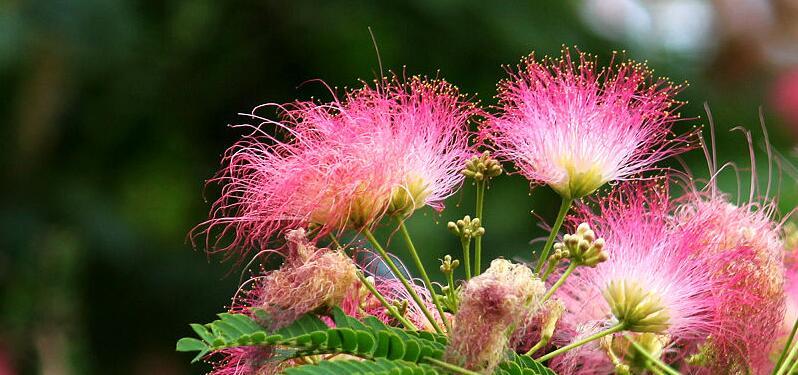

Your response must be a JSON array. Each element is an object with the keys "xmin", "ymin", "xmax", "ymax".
[
  {"xmin": 461, "ymin": 151, "xmax": 503, "ymax": 181},
  {"xmin": 558, "ymin": 223, "xmax": 608, "ymax": 267}
]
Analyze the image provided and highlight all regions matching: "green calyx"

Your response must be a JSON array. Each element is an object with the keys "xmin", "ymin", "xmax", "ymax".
[{"xmin": 603, "ymin": 280, "xmax": 671, "ymax": 334}]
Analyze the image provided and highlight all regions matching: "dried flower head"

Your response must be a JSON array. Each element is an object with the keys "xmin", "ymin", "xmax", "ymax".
[
  {"xmin": 673, "ymin": 196, "xmax": 785, "ymax": 373},
  {"xmin": 445, "ymin": 259, "xmax": 544, "ymax": 373},
  {"xmin": 483, "ymin": 47, "xmax": 689, "ymax": 199},
  {"xmin": 785, "ymin": 225, "xmax": 798, "ymax": 335},
  {"xmin": 207, "ymin": 229, "xmax": 356, "ymax": 374},
  {"xmin": 233, "ymin": 229, "xmax": 358, "ymax": 329}
]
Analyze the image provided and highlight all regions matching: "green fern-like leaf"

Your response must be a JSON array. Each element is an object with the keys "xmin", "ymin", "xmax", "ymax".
[
  {"xmin": 176, "ymin": 308, "xmax": 445, "ymax": 364},
  {"xmin": 494, "ymin": 353, "xmax": 557, "ymax": 375},
  {"xmin": 176, "ymin": 308, "xmax": 555, "ymax": 375},
  {"xmin": 284, "ymin": 358, "xmax": 441, "ymax": 375}
]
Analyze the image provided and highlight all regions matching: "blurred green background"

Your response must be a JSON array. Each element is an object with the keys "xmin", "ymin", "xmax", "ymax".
[{"xmin": 2, "ymin": 1, "xmax": 797, "ymax": 374}]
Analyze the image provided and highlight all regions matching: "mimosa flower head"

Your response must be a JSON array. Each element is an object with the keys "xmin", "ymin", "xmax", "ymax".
[
  {"xmin": 194, "ymin": 97, "xmax": 396, "ymax": 260},
  {"xmin": 554, "ymin": 182, "xmax": 725, "ymax": 372},
  {"xmin": 343, "ymin": 76, "xmax": 478, "ymax": 217},
  {"xmin": 445, "ymin": 259, "xmax": 544, "ymax": 373},
  {"xmin": 196, "ymin": 74, "xmax": 477, "ymax": 259},
  {"xmin": 483, "ymin": 47, "xmax": 689, "ymax": 199}
]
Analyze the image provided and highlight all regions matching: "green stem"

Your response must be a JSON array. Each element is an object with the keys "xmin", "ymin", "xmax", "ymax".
[
  {"xmin": 361, "ymin": 228, "xmax": 444, "ymax": 335},
  {"xmin": 541, "ymin": 262, "xmax": 577, "ymax": 302},
  {"xmin": 647, "ymin": 364, "xmax": 665, "ymax": 375},
  {"xmin": 773, "ymin": 318, "xmax": 798, "ymax": 375},
  {"xmin": 355, "ymin": 271, "xmax": 418, "ymax": 330},
  {"xmin": 396, "ymin": 218, "xmax": 451, "ymax": 332},
  {"xmin": 535, "ymin": 197, "xmax": 573, "ymax": 273},
  {"xmin": 525, "ymin": 336, "xmax": 548, "ymax": 357},
  {"xmin": 777, "ymin": 338, "xmax": 798, "ymax": 375},
  {"xmin": 474, "ymin": 180, "xmax": 486, "ymax": 276},
  {"xmin": 538, "ymin": 322, "xmax": 626, "ymax": 362},
  {"xmin": 625, "ymin": 335, "xmax": 681, "ymax": 375},
  {"xmin": 423, "ymin": 357, "xmax": 482, "ymax": 375},
  {"xmin": 460, "ymin": 237, "xmax": 472, "ymax": 280},
  {"xmin": 446, "ymin": 269, "xmax": 457, "ymax": 310},
  {"xmin": 787, "ymin": 358, "xmax": 798, "ymax": 375}
]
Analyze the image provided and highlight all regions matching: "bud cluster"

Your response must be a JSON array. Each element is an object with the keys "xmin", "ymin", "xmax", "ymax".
[
  {"xmin": 439, "ymin": 254, "xmax": 461, "ymax": 274},
  {"xmin": 461, "ymin": 151, "xmax": 503, "ymax": 181},
  {"xmin": 554, "ymin": 222, "xmax": 608, "ymax": 267},
  {"xmin": 439, "ymin": 255, "xmax": 461, "ymax": 313},
  {"xmin": 447, "ymin": 215, "xmax": 485, "ymax": 240}
]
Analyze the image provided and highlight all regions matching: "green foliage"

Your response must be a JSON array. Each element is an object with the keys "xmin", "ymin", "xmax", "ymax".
[{"xmin": 177, "ymin": 308, "xmax": 554, "ymax": 374}]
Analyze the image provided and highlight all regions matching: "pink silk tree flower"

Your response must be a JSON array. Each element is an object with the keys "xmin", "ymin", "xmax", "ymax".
[
  {"xmin": 483, "ymin": 48, "xmax": 689, "ymax": 200},
  {"xmin": 552, "ymin": 182, "xmax": 728, "ymax": 374},
  {"xmin": 196, "ymin": 75, "xmax": 477, "ymax": 260},
  {"xmin": 445, "ymin": 259, "xmax": 545, "ymax": 373},
  {"xmin": 194, "ymin": 101, "xmax": 397, "ymax": 260},
  {"xmin": 673, "ymin": 196, "xmax": 786, "ymax": 374},
  {"xmin": 332, "ymin": 76, "xmax": 479, "ymax": 217}
]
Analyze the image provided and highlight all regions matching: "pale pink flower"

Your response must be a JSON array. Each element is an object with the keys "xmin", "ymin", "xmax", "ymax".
[
  {"xmin": 445, "ymin": 259, "xmax": 545, "ymax": 373},
  {"xmin": 483, "ymin": 48, "xmax": 689, "ymax": 199}
]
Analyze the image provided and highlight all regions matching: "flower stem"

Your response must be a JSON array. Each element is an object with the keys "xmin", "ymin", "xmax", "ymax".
[
  {"xmin": 525, "ymin": 335, "xmax": 548, "ymax": 357},
  {"xmin": 423, "ymin": 357, "xmax": 482, "ymax": 375},
  {"xmin": 460, "ymin": 237, "xmax": 471, "ymax": 281},
  {"xmin": 776, "ymin": 335, "xmax": 798, "ymax": 375},
  {"xmin": 535, "ymin": 197, "xmax": 573, "ymax": 273},
  {"xmin": 361, "ymin": 228, "xmax": 444, "ymax": 335},
  {"xmin": 538, "ymin": 322, "xmax": 626, "ymax": 362},
  {"xmin": 773, "ymin": 317, "xmax": 798, "ymax": 375},
  {"xmin": 541, "ymin": 261, "xmax": 577, "ymax": 302},
  {"xmin": 625, "ymin": 334, "xmax": 680, "ymax": 375},
  {"xmin": 474, "ymin": 180, "xmax": 486, "ymax": 276},
  {"xmin": 355, "ymin": 271, "xmax": 418, "ymax": 330},
  {"xmin": 396, "ymin": 218, "xmax": 451, "ymax": 332}
]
